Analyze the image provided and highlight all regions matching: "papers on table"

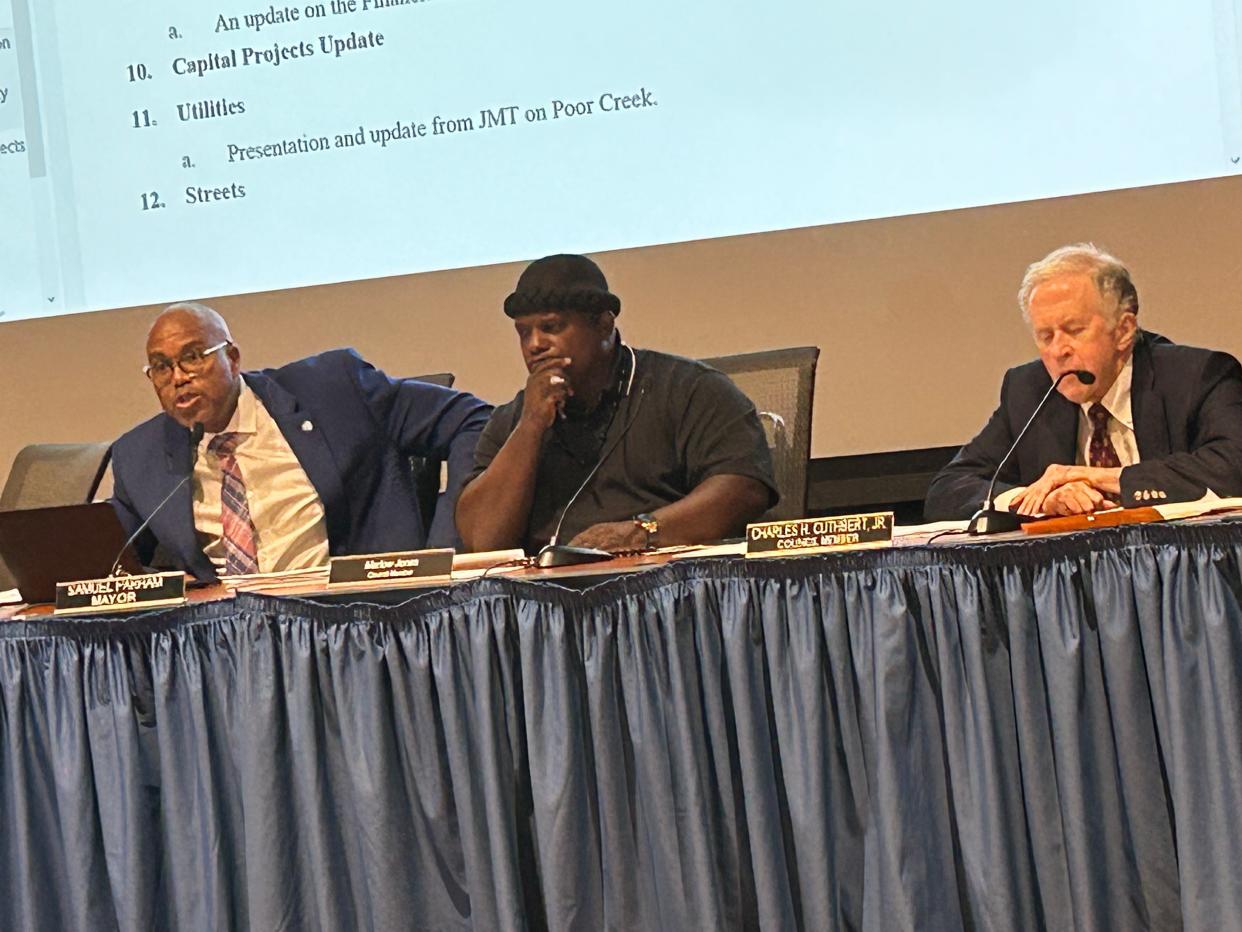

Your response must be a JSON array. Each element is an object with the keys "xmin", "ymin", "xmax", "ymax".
[
  {"xmin": 895, "ymin": 520, "xmax": 970, "ymax": 537},
  {"xmin": 445, "ymin": 549, "xmax": 530, "ymax": 580},
  {"xmin": 1153, "ymin": 493, "xmax": 1242, "ymax": 521},
  {"xmin": 220, "ymin": 565, "xmax": 328, "ymax": 587},
  {"xmin": 888, "ymin": 496, "xmax": 1242, "ymax": 546},
  {"xmin": 664, "ymin": 541, "xmax": 747, "ymax": 559}
]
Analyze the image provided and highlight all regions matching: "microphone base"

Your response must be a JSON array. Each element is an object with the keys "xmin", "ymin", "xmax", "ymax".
[
  {"xmin": 967, "ymin": 508, "xmax": 1026, "ymax": 536},
  {"xmin": 535, "ymin": 544, "xmax": 615, "ymax": 568}
]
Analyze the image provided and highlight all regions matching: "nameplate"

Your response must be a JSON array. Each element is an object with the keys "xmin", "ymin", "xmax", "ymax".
[
  {"xmin": 746, "ymin": 512, "xmax": 895, "ymax": 558},
  {"xmin": 54, "ymin": 572, "xmax": 187, "ymax": 616},
  {"xmin": 328, "ymin": 549, "xmax": 455, "ymax": 586}
]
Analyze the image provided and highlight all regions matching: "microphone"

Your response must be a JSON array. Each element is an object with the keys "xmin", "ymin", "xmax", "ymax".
[
  {"xmin": 967, "ymin": 370, "xmax": 1095, "ymax": 535},
  {"xmin": 110, "ymin": 421, "xmax": 205, "ymax": 575},
  {"xmin": 536, "ymin": 386, "xmax": 647, "ymax": 568}
]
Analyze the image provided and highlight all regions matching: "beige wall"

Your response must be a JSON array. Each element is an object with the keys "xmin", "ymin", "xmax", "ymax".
[{"xmin": 2, "ymin": 174, "xmax": 1241, "ymax": 484}]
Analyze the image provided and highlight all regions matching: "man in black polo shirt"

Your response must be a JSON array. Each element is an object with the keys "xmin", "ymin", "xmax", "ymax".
[{"xmin": 456, "ymin": 254, "xmax": 776, "ymax": 554}]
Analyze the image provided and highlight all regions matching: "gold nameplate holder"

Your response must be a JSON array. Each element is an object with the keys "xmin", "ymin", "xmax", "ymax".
[
  {"xmin": 55, "ymin": 572, "xmax": 187, "ymax": 616},
  {"xmin": 328, "ymin": 548, "xmax": 455, "ymax": 586},
  {"xmin": 746, "ymin": 512, "xmax": 894, "ymax": 558}
]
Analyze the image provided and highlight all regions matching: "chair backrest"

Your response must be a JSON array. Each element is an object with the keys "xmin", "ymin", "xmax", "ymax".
[
  {"xmin": 700, "ymin": 347, "xmax": 820, "ymax": 522},
  {"xmin": 1, "ymin": 443, "xmax": 112, "ymax": 511},
  {"xmin": 0, "ymin": 442, "xmax": 112, "ymax": 590},
  {"xmin": 407, "ymin": 373, "xmax": 456, "ymax": 531},
  {"xmin": 413, "ymin": 373, "xmax": 455, "ymax": 389}
]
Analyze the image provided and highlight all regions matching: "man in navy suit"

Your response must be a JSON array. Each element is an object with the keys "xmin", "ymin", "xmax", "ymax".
[
  {"xmin": 925, "ymin": 244, "xmax": 1242, "ymax": 520},
  {"xmin": 110, "ymin": 302, "xmax": 491, "ymax": 580}
]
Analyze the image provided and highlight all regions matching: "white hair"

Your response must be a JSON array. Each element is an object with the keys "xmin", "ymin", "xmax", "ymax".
[{"xmin": 1017, "ymin": 243, "xmax": 1139, "ymax": 324}]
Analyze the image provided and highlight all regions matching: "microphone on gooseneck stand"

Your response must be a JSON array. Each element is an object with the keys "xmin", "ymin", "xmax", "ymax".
[
  {"xmin": 536, "ymin": 386, "xmax": 647, "ymax": 568},
  {"xmin": 109, "ymin": 421, "xmax": 205, "ymax": 576},
  {"xmin": 967, "ymin": 370, "xmax": 1095, "ymax": 535}
]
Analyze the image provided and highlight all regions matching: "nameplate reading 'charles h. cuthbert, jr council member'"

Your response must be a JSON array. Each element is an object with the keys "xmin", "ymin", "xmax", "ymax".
[
  {"xmin": 55, "ymin": 572, "xmax": 188, "ymax": 615},
  {"xmin": 746, "ymin": 512, "xmax": 894, "ymax": 558},
  {"xmin": 328, "ymin": 549, "xmax": 455, "ymax": 586}
]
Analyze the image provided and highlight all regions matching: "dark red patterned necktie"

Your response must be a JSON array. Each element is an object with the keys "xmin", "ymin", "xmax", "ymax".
[{"xmin": 1088, "ymin": 404, "xmax": 1121, "ymax": 468}]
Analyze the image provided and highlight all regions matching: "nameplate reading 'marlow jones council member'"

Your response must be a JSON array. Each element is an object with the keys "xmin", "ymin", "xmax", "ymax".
[
  {"xmin": 55, "ymin": 572, "xmax": 188, "ymax": 615},
  {"xmin": 746, "ymin": 512, "xmax": 895, "ymax": 558},
  {"xmin": 328, "ymin": 548, "xmax": 455, "ymax": 586}
]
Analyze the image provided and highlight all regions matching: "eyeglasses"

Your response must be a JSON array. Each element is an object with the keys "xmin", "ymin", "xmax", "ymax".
[{"xmin": 143, "ymin": 341, "xmax": 231, "ymax": 382}]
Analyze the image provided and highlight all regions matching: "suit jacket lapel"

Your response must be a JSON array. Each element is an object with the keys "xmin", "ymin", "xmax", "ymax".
[
  {"xmin": 1016, "ymin": 371, "xmax": 1078, "ymax": 480},
  {"xmin": 244, "ymin": 372, "xmax": 349, "ymax": 549},
  {"xmin": 160, "ymin": 416, "xmax": 215, "ymax": 578},
  {"xmin": 1129, "ymin": 336, "xmax": 1170, "ymax": 458},
  {"xmin": 1033, "ymin": 393, "xmax": 1079, "ymax": 474},
  {"xmin": 162, "ymin": 415, "xmax": 194, "ymax": 477}
]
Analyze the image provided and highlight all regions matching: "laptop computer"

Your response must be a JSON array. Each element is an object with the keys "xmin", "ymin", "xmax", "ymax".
[{"xmin": 0, "ymin": 502, "xmax": 143, "ymax": 605}]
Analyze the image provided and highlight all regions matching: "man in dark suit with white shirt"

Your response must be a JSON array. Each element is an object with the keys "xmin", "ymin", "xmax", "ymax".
[
  {"xmin": 110, "ymin": 302, "xmax": 491, "ymax": 580},
  {"xmin": 924, "ymin": 243, "xmax": 1242, "ymax": 520}
]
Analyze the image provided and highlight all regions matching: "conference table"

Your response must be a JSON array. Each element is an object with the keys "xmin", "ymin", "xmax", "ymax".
[{"xmin": 2, "ymin": 519, "xmax": 1241, "ymax": 931}]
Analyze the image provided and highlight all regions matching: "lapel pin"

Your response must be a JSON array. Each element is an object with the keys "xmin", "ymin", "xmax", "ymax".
[{"xmin": 301, "ymin": 420, "xmax": 313, "ymax": 432}]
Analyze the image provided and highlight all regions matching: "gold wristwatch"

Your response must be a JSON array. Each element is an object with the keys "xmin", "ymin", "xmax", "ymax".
[{"xmin": 633, "ymin": 513, "xmax": 659, "ymax": 550}]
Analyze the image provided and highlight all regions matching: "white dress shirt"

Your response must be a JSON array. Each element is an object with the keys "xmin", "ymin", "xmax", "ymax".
[{"xmin": 193, "ymin": 384, "xmax": 330, "ymax": 574}]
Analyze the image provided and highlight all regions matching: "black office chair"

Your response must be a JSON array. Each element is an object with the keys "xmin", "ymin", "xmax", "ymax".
[
  {"xmin": 0, "ymin": 442, "xmax": 112, "ymax": 589},
  {"xmin": 700, "ymin": 347, "xmax": 820, "ymax": 521},
  {"xmin": 407, "ymin": 373, "xmax": 456, "ymax": 532}
]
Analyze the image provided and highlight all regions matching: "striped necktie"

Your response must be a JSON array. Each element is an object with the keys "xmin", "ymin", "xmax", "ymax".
[
  {"xmin": 207, "ymin": 432, "xmax": 260, "ymax": 575},
  {"xmin": 1088, "ymin": 403, "xmax": 1122, "ymax": 468}
]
